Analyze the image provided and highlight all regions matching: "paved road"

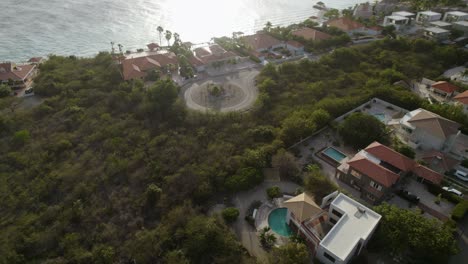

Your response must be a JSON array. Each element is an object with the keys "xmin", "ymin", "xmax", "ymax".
[{"xmin": 232, "ymin": 180, "xmax": 300, "ymax": 262}]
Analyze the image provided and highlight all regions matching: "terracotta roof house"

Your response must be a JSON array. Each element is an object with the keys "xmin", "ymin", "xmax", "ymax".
[
  {"xmin": 337, "ymin": 141, "xmax": 444, "ymax": 203},
  {"xmin": 284, "ymin": 191, "xmax": 381, "ymax": 264},
  {"xmin": 28, "ymin": 57, "xmax": 44, "ymax": 64},
  {"xmin": 326, "ymin": 17, "xmax": 365, "ymax": 34},
  {"xmin": 422, "ymin": 151, "xmax": 459, "ymax": 173},
  {"xmin": 241, "ymin": 33, "xmax": 283, "ymax": 52},
  {"xmin": 431, "ymin": 81, "xmax": 459, "ymax": 97},
  {"xmin": 454, "ymin": 90, "xmax": 468, "ymax": 114},
  {"xmin": 285, "ymin": 40, "xmax": 305, "ymax": 56},
  {"xmin": 121, "ymin": 52, "xmax": 178, "ymax": 81},
  {"xmin": 190, "ymin": 44, "xmax": 239, "ymax": 72},
  {"xmin": 0, "ymin": 62, "xmax": 37, "ymax": 89},
  {"xmin": 292, "ymin": 28, "xmax": 332, "ymax": 41},
  {"xmin": 147, "ymin": 43, "xmax": 160, "ymax": 51},
  {"xmin": 399, "ymin": 108, "xmax": 461, "ymax": 151}
]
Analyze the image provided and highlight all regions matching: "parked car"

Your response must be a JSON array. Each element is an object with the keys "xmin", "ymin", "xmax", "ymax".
[
  {"xmin": 442, "ymin": 187, "xmax": 464, "ymax": 197},
  {"xmin": 397, "ymin": 189, "xmax": 420, "ymax": 203},
  {"xmin": 455, "ymin": 170, "xmax": 468, "ymax": 182},
  {"xmin": 24, "ymin": 87, "xmax": 34, "ymax": 95}
]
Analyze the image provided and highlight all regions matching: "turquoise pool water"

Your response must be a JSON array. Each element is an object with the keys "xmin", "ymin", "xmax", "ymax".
[
  {"xmin": 323, "ymin": 147, "xmax": 347, "ymax": 163},
  {"xmin": 372, "ymin": 113, "xmax": 386, "ymax": 123},
  {"xmin": 268, "ymin": 208, "xmax": 292, "ymax": 237}
]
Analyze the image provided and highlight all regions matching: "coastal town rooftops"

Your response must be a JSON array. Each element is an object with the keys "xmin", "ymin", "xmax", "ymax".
[
  {"xmin": 419, "ymin": 11, "xmax": 441, "ymax": 16},
  {"xmin": 326, "ymin": 17, "xmax": 365, "ymax": 31},
  {"xmin": 242, "ymin": 33, "xmax": 282, "ymax": 51},
  {"xmin": 122, "ymin": 52, "xmax": 178, "ymax": 80},
  {"xmin": 0, "ymin": 62, "xmax": 36, "ymax": 81},
  {"xmin": 413, "ymin": 164, "xmax": 443, "ymax": 184},
  {"xmin": 192, "ymin": 44, "xmax": 238, "ymax": 65},
  {"xmin": 425, "ymin": 27, "xmax": 450, "ymax": 34},
  {"xmin": 445, "ymin": 11, "xmax": 468, "ymax": 17},
  {"xmin": 392, "ymin": 11, "xmax": 415, "ymax": 17},
  {"xmin": 292, "ymin": 27, "xmax": 332, "ymax": 41},
  {"xmin": 401, "ymin": 109, "xmax": 460, "ymax": 139},
  {"xmin": 430, "ymin": 21, "xmax": 452, "ymax": 27},
  {"xmin": 284, "ymin": 192, "xmax": 322, "ymax": 222},
  {"xmin": 347, "ymin": 154, "xmax": 400, "ymax": 187},
  {"xmin": 454, "ymin": 90, "xmax": 468, "ymax": 104},
  {"xmin": 453, "ymin": 20, "xmax": 468, "ymax": 26},
  {"xmin": 319, "ymin": 193, "xmax": 381, "ymax": 262},
  {"xmin": 286, "ymin": 40, "xmax": 304, "ymax": 48},
  {"xmin": 432, "ymin": 81, "xmax": 459, "ymax": 93},
  {"xmin": 364, "ymin": 142, "xmax": 415, "ymax": 172}
]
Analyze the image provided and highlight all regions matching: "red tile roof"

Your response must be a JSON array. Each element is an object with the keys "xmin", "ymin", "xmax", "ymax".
[
  {"xmin": 422, "ymin": 150, "xmax": 458, "ymax": 172},
  {"xmin": 348, "ymin": 155, "xmax": 400, "ymax": 188},
  {"xmin": 28, "ymin": 57, "xmax": 43, "ymax": 63},
  {"xmin": 122, "ymin": 52, "xmax": 178, "ymax": 81},
  {"xmin": 432, "ymin": 81, "xmax": 459, "ymax": 94},
  {"xmin": 192, "ymin": 45, "xmax": 238, "ymax": 65},
  {"xmin": 413, "ymin": 165, "xmax": 443, "ymax": 185},
  {"xmin": 365, "ymin": 142, "xmax": 415, "ymax": 172},
  {"xmin": 147, "ymin": 43, "xmax": 160, "ymax": 51},
  {"xmin": 242, "ymin": 33, "xmax": 283, "ymax": 51},
  {"xmin": 454, "ymin": 90, "xmax": 468, "ymax": 104},
  {"xmin": 292, "ymin": 28, "xmax": 332, "ymax": 41},
  {"xmin": 326, "ymin": 17, "xmax": 365, "ymax": 32},
  {"xmin": 0, "ymin": 63, "xmax": 36, "ymax": 82}
]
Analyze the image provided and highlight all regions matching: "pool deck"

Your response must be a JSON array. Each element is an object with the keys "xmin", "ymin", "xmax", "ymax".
[{"xmin": 256, "ymin": 197, "xmax": 293, "ymax": 246}]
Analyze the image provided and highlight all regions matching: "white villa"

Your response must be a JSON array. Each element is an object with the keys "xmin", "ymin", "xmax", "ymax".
[
  {"xmin": 429, "ymin": 20, "xmax": 452, "ymax": 29},
  {"xmin": 443, "ymin": 11, "xmax": 468, "ymax": 22},
  {"xmin": 284, "ymin": 192, "xmax": 381, "ymax": 264},
  {"xmin": 398, "ymin": 109, "xmax": 461, "ymax": 152},
  {"xmin": 453, "ymin": 20, "xmax": 468, "ymax": 35},
  {"xmin": 383, "ymin": 12, "xmax": 414, "ymax": 30},
  {"xmin": 423, "ymin": 27, "xmax": 451, "ymax": 41},
  {"xmin": 416, "ymin": 11, "xmax": 442, "ymax": 25}
]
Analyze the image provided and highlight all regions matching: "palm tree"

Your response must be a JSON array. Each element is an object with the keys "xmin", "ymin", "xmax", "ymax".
[
  {"xmin": 264, "ymin": 21, "xmax": 272, "ymax": 32},
  {"xmin": 157, "ymin": 26, "xmax": 164, "ymax": 46},
  {"xmin": 173, "ymin": 32, "xmax": 180, "ymax": 46},
  {"xmin": 165, "ymin": 30, "xmax": 172, "ymax": 47}
]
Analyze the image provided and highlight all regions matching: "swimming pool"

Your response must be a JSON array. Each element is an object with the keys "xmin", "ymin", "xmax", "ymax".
[
  {"xmin": 372, "ymin": 113, "xmax": 386, "ymax": 123},
  {"xmin": 268, "ymin": 208, "xmax": 292, "ymax": 237},
  {"xmin": 322, "ymin": 147, "xmax": 347, "ymax": 163}
]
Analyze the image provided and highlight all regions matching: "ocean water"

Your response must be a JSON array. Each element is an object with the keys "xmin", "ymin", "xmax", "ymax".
[{"xmin": 0, "ymin": 0, "xmax": 370, "ymax": 62}]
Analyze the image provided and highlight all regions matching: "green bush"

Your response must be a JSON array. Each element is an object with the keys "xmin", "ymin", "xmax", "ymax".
[
  {"xmin": 461, "ymin": 159, "xmax": 468, "ymax": 168},
  {"xmin": 452, "ymin": 201, "xmax": 468, "ymax": 221},
  {"xmin": 267, "ymin": 186, "xmax": 282, "ymax": 200},
  {"xmin": 222, "ymin": 207, "xmax": 240, "ymax": 223}
]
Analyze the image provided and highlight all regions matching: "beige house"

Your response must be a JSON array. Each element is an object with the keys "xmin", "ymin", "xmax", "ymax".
[
  {"xmin": 454, "ymin": 90, "xmax": 468, "ymax": 114},
  {"xmin": 398, "ymin": 109, "xmax": 461, "ymax": 152}
]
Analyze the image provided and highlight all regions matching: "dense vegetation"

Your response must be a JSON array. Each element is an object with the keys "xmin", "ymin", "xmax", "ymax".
[
  {"xmin": 371, "ymin": 203, "xmax": 458, "ymax": 263},
  {"xmin": 1, "ymin": 38, "xmax": 467, "ymax": 263}
]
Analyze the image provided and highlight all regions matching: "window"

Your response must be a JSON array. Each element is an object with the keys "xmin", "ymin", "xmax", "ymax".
[
  {"xmin": 329, "ymin": 217, "xmax": 337, "ymax": 225},
  {"xmin": 350, "ymin": 170, "xmax": 362, "ymax": 179},
  {"xmin": 323, "ymin": 252, "xmax": 336, "ymax": 263},
  {"xmin": 332, "ymin": 209, "xmax": 343, "ymax": 218},
  {"xmin": 370, "ymin": 181, "xmax": 382, "ymax": 191}
]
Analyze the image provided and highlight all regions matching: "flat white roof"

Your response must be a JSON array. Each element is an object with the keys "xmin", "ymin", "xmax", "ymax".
[
  {"xmin": 446, "ymin": 11, "xmax": 468, "ymax": 16},
  {"xmin": 393, "ymin": 11, "xmax": 415, "ymax": 17},
  {"xmin": 430, "ymin": 21, "xmax": 452, "ymax": 27},
  {"xmin": 319, "ymin": 193, "xmax": 381, "ymax": 261},
  {"xmin": 454, "ymin": 20, "xmax": 468, "ymax": 26},
  {"xmin": 425, "ymin": 27, "xmax": 450, "ymax": 33},
  {"xmin": 419, "ymin": 11, "xmax": 441, "ymax": 16},
  {"xmin": 387, "ymin": 15, "xmax": 409, "ymax": 21}
]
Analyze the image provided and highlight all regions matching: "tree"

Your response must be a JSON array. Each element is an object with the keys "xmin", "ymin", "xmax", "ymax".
[
  {"xmin": 324, "ymin": 9, "xmax": 340, "ymax": 20},
  {"xmin": 269, "ymin": 242, "xmax": 310, "ymax": 264},
  {"xmin": 157, "ymin": 26, "xmax": 164, "ymax": 46},
  {"xmin": 338, "ymin": 112, "xmax": 389, "ymax": 149},
  {"xmin": 0, "ymin": 84, "xmax": 11, "ymax": 98},
  {"xmin": 225, "ymin": 167, "xmax": 263, "ymax": 192},
  {"xmin": 303, "ymin": 165, "xmax": 337, "ymax": 202},
  {"xmin": 12, "ymin": 130, "xmax": 30, "ymax": 147},
  {"xmin": 372, "ymin": 203, "xmax": 458, "ymax": 263},
  {"xmin": 259, "ymin": 227, "xmax": 276, "ymax": 248},
  {"xmin": 264, "ymin": 21, "xmax": 273, "ymax": 32},
  {"xmin": 396, "ymin": 145, "xmax": 416, "ymax": 159},
  {"xmin": 222, "ymin": 207, "xmax": 240, "ymax": 223},
  {"xmin": 165, "ymin": 30, "xmax": 172, "ymax": 46},
  {"xmin": 272, "ymin": 149, "xmax": 300, "ymax": 181},
  {"xmin": 382, "ymin": 25, "xmax": 396, "ymax": 38},
  {"xmin": 266, "ymin": 186, "xmax": 282, "ymax": 200}
]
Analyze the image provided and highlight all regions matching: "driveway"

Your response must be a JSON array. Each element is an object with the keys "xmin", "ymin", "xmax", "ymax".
[{"xmin": 232, "ymin": 180, "xmax": 300, "ymax": 262}]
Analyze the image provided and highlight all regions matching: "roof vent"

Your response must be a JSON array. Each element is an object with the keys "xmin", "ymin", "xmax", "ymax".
[{"xmin": 358, "ymin": 206, "xmax": 366, "ymax": 214}]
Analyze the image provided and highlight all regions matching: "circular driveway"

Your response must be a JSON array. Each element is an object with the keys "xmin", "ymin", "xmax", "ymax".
[{"xmin": 183, "ymin": 68, "xmax": 259, "ymax": 112}]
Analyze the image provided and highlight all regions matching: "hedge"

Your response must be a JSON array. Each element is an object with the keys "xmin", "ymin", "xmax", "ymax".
[
  {"xmin": 425, "ymin": 182, "xmax": 464, "ymax": 204},
  {"xmin": 452, "ymin": 201, "xmax": 468, "ymax": 221}
]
